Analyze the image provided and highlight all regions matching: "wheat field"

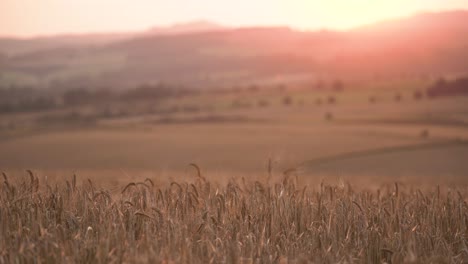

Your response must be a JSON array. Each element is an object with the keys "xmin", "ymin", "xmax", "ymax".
[{"xmin": 1, "ymin": 169, "xmax": 467, "ymax": 263}]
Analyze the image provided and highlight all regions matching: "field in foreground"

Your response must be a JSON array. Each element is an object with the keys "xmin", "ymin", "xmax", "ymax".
[{"xmin": 1, "ymin": 171, "xmax": 467, "ymax": 263}]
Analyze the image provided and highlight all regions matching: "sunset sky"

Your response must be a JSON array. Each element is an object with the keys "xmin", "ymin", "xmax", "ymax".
[{"xmin": 1, "ymin": 0, "xmax": 468, "ymax": 37}]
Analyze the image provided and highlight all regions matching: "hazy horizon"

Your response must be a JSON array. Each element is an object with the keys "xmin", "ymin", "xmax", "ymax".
[
  {"xmin": 1, "ymin": 0, "xmax": 468, "ymax": 38},
  {"xmin": 1, "ymin": 2, "xmax": 468, "ymax": 262}
]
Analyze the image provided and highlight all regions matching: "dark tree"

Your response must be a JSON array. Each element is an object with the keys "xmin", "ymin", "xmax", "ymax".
[
  {"xmin": 394, "ymin": 93, "xmax": 403, "ymax": 102},
  {"xmin": 258, "ymin": 99, "xmax": 270, "ymax": 108},
  {"xmin": 332, "ymin": 79, "xmax": 344, "ymax": 92},
  {"xmin": 283, "ymin": 96, "xmax": 293, "ymax": 106},
  {"xmin": 63, "ymin": 88, "xmax": 91, "ymax": 105},
  {"xmin": 413, "ymin": 90, "xmax": 423, "ymax": 100}
]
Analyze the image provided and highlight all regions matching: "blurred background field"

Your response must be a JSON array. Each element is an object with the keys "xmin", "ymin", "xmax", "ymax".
[
  {"xmin": 1, "ymin": 83, "xmax": 467, "ymax": 186},
  {"xmin": 1, "ymin": 10, "xmax": 468, "ymax": 186}
]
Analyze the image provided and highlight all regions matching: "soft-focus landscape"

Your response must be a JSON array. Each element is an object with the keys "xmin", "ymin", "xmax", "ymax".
[{"xmin": 1, "ymin": 4, "xmax": 468, "ymax": 263}]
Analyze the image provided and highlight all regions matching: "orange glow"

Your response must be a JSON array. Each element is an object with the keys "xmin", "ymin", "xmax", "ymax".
[{"xmin": 0, "ymin": 0, "xmax": 467, "ymax": 37}]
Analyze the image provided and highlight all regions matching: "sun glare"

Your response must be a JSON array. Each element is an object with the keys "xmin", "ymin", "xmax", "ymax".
[
  {"xmin": 1, "ymin": 0, "xmax": 467, "ymax": 36},
  {"xmin": 295, "ymin": 0, "xmax": 417, "ymax": 30}
]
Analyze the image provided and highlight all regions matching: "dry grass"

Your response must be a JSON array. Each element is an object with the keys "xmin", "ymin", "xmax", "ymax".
[{"xmin": 1, "ymin": 171, "xmax": 467, "ymax": 263}]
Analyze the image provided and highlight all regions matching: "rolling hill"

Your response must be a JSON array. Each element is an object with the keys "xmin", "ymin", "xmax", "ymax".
[{"xmin": 1, "ymin": 11, "xmax": 468, "ymax": 89}]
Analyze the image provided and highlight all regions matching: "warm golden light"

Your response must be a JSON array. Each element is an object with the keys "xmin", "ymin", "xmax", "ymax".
[
  {"xmin": 0, "ymin": 0, "xmax": 467, "ymax": 36},
  {"xmin": 0, "ymin": 0, "xmax": 468, "ymax": 262}
]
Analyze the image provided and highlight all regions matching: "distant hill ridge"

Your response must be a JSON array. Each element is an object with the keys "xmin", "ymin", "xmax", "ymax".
[{"xmin": 0, "ymin": 10, "xmax": 467, "ymax": 88}]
